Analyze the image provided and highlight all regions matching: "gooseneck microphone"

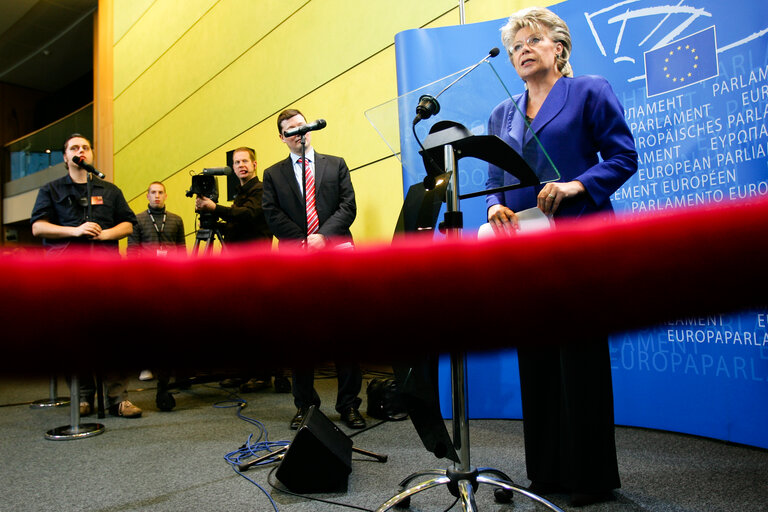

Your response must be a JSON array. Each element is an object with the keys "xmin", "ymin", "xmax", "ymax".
[
  {"xmin": 412, "ymin": 47, "xmax": 501, "ymax": 125},
  {"xmin": 202, "ymin": 166, "xmax": 233, "ymax": 176},
  {"xmin": 283, "ymin": 119, "xmax": 327, "ymax": 137},
  {"xmin": 72, "ymin": 156, "xmax": 105, "ymax": 179}
]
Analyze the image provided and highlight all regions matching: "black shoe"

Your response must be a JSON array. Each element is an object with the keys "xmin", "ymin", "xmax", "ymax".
[
  {"xmin": 569, "ymin": 491, "xmax": 615, "ymax": 507},
  {"xmin": 341, "ymin": 407, "xmax": 366, "ymax": 429},
  {"xmin": 239, "ymin": 378, "xmax": 271, "ymax": 393},
  {"xmin": 219, "ymin": 377, "xmax": 244, "ymax": 388},
  {"xmin": 274, "ymin": 376, "xmax": 291, "ymax": 393},
  {"xmin": 290, "ymin": 407, "xmax": 309, "ymax": 430},
  {"xmin": 156, "ymin": 391, "xmax": 176, "ymax": 412}
]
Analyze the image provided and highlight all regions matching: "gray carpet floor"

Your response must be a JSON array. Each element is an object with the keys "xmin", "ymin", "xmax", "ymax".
[{"xmin": 1, "ymin": 370, "xmax": 765, "ymax": 512}]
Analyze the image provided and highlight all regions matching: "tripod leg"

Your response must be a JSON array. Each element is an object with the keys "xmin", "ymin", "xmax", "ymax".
[
  {"xmin": 204, "ymin": 230, "xmax": 215, "ymax": 254},
  {"xmin": 375, "ymin": 475, "xmax": 451, "ymax": 512},
  {"xmin": 215, "ymin": 229, "xmax": 225, "ymax": 252},
  {"xmin": 476, "ymin": 475, "xmax": 564, "ymax": 512},
  {"xmin": 352, "ymin": 446, "xmax": 388, "ymax": 462}
]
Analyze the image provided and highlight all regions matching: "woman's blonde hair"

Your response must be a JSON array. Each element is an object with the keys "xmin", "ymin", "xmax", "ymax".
[{"xmin": 501, "ymin": 7, "xmax": 573, "ymax": 78}]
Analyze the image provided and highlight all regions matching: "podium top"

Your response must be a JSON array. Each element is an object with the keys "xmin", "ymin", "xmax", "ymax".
[{"xmin": 365, "ymin": 60, "xmax": 560, "ymax": 197}]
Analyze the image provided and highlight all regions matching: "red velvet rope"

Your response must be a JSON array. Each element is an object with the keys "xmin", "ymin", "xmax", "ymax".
[{"xmin": 3, "ymin": 197, "xmax": 767, "ymax": 373}]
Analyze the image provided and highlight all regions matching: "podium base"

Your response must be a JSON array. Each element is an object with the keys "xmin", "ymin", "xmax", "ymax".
[
  {"xmin": 45, "ymin": 423, "xmax": 105, "ymax": 441},
  {"xmin": 30, "ymin": 397, "xmax": 70, "ymax": 408},
  {"xmin": 376, "ymin": 466, "xmax": 563, "ymax": 512}
]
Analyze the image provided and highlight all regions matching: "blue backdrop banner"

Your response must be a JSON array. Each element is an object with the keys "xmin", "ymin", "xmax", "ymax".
[{"xmin": 392, "ymin": 0, "xmax": 768, "ymax": 449}]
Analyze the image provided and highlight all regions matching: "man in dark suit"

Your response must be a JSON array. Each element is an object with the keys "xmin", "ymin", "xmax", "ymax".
[
  {"xmin": 262, "ymin": 109, "xmax": 356, "ymax": 250},
  {"xmin": 262, "ymin": 108, "xmax": 364, "ymax": 430}
]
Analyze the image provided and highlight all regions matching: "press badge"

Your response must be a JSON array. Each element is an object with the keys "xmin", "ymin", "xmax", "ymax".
[{"xmin": 91, "ymin": 196, "xmax": 104, "ymax": 205}]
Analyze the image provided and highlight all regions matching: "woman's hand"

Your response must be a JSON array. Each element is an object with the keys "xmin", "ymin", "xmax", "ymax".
[
  {"xmin": 488, "ymin": 204, "xmax": 519, "ymax": 236},
  {"xmin": 537, "ymin": 180, "xmax": 585, "ymax": 215}
]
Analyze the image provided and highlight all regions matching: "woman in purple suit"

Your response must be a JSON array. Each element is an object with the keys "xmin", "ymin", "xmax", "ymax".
[{"xmin": 485, "ymin": 7, "xmax": 637, "ymax": 507}]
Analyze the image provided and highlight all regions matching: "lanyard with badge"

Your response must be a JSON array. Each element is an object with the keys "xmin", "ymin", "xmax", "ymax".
[{"xmin": 148, "ymin": 209, "xmax": 168, "ymax": 256}]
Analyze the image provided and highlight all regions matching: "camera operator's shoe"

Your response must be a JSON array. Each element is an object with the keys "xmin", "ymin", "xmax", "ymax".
[
  {"xmin": 219, "ymin": 377, "xmax": 245, "ymax": 388},
  {"xmin": 239, "ymin": 378, "xmax": 271, "ymax": 393},
  {"xmin": 156, "ymin": 391, "xmax": 176, "ymax": 412},
  {"xmin": 274, "ymin": 376, "xmax": 291, "ymax": 393}
]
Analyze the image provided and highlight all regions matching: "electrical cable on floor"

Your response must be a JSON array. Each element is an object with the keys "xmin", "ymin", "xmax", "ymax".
[
  {"xmin": 442, "ymin": 497, "xmax": 460, "ymax": 511},
  {"xmin": 216, "ymin": 376, "xmax": 395, "ymax": 511},
  {"xmin": 217, "ymin": 393, "xmax": 289, "ymax": 512}
]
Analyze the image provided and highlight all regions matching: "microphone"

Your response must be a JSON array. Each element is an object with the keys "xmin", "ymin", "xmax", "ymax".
[
  {"xmin": 72, "ymin": 156, "xmax": 105, "ymax": 179},
  {"xmin": 283, "ymin": 119, "xmax": 327, "ymax": 137},
  {"xmin": 202, "ymin": 166, "xmax": 233, "ymax": 176},
  {"xmin": 413, "ymin": 47, "xmax": 501, "ymax": 125}
]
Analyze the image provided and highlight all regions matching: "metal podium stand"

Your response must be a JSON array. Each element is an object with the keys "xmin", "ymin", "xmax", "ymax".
[
  {"xmin": 30, "ymin": 375, "xmax": 69, "ymax": 408},
  {"xmin": 45, "ymin": 375, "xmax": 105, "ymax": 441},
  {"xmin": 375, "ymin": 128, "xmax": 563, "ymax": 512},
  {"xmin": 366, "ymin": 59, "xmax": 563, "ymax": 510}
]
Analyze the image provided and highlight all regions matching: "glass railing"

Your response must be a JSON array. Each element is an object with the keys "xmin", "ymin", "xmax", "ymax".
[{"xmin": 4, "ymin": 103, "xmax": 93, "ymax": 181}]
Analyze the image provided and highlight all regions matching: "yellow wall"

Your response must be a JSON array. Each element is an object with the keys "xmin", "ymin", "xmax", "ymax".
[{"xmin": 110, "ymin": 0, "xmax": 546, "ymax": 248}]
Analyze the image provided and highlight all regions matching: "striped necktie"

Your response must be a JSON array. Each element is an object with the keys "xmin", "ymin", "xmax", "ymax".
[{"xmin": 300, "ymin": 157, "xmax": 319, "ymax": 235}]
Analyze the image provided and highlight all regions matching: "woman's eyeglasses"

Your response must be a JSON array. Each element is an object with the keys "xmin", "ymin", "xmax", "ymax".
[{"xmin": 510, "ymin": 35, "xmax": 545, "ymax": 55}]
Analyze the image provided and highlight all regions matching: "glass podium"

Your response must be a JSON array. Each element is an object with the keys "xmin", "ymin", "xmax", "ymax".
[{"xmin": 366, "ymin": 60, "xmax": 559, "ymax": 236}]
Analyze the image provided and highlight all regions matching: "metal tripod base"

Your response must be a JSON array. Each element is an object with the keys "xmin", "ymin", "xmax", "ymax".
[
  {"xmin": 45, "ymin": 423, "xmax": 105, "ymax": 440},
  {"xmin": 376, "ymin": 466, "xmax": 563, "ymax": 512}
]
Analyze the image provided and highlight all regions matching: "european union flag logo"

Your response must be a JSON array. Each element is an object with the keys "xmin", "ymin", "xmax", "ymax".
[{"xmin": 644, "ymin": 26, "xmax": 719, "ymax": 97}]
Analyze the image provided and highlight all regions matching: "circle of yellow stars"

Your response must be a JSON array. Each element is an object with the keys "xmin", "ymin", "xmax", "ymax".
[{"xmin": 664, "ymin": 44, "xmax": 699, "ymax": 82}]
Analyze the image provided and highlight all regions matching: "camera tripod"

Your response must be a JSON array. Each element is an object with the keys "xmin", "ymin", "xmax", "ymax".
[{"xmin": 192, "ymin": 212, "xmax": 225, "ymax": 255}]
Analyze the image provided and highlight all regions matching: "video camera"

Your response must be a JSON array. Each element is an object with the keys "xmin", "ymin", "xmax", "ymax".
[
  {"xmin": 185, "ymin": 166, "xmax": 234, "ymax": 203},
  {"xmin": 187, "ymin": 168, "xmax": 234, "ymax": 234},
  {"xmin": 185, "ymin": 174, "xmax": 219, "ymax": 203}
]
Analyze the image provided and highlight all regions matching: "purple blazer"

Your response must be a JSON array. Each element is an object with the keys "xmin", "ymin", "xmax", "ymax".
[{"xmin": 486, "ymin": 75, "xmax": 637, "ymax": 219}]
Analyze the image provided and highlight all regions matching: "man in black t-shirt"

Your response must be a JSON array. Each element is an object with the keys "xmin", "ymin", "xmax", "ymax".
[
  {"xmin": 30, "ymin": 133, "xmax": 142, "ymax": 419},
  {"xmin": 31, "ymin": 133, "xmax": 136, "ymax": 254}
]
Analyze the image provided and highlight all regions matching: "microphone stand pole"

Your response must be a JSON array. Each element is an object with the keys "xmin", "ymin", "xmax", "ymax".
[
  {"xmin": 300, "ymin": 134, "xmax": 308, "ymax": 248},
  {"xmin": 84, "ymin": 168, "xmax": 106, "ymax": 417},
  {"xmin": 85, "ymin": 169, "xmax": 94, "ymax": 253},
  {"xmin": 46, "ymin": 165, "xmax": 108, "ymax": 440}
]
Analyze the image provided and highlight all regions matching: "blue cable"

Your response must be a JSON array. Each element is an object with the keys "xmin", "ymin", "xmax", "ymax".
[{"xmin": 216, "ymin": 395, "xmax": 290, "ymax": 512}]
